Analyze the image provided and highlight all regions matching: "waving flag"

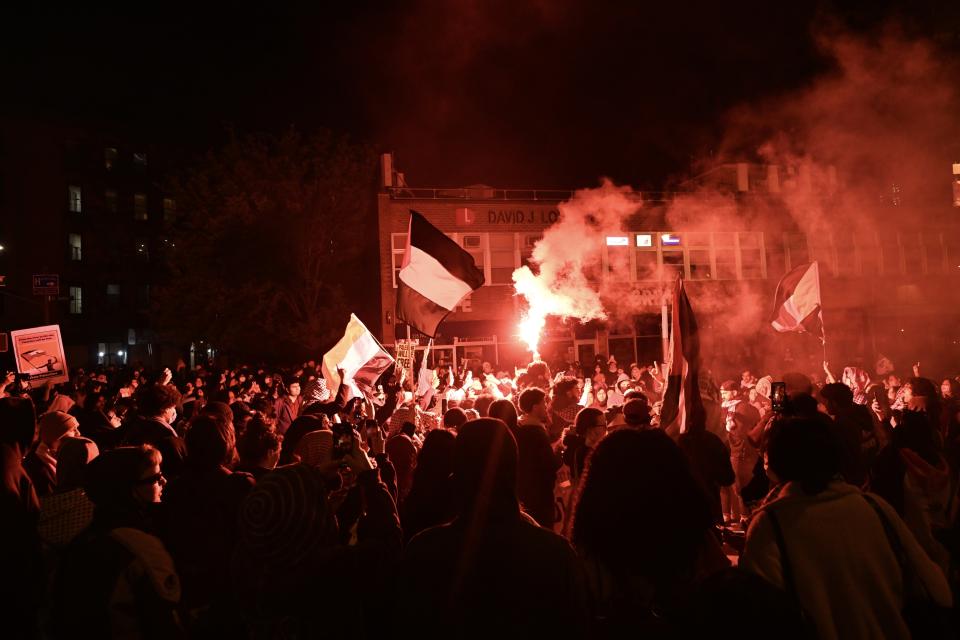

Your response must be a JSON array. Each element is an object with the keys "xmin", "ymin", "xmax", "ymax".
[
  {"xmin": 770, "ymin": 262, "xmax": 823, "ymax": 341},
  {"xmin": 660, "ymin": 278, "xmax": 703, "ymax": 435},
  {"xmin": 397, "ymin": 210, "xmax": 485, "ymax": 337},
  {"xmin": 322, "ymin": 314, "xmax": 394, "ymax": 401}
]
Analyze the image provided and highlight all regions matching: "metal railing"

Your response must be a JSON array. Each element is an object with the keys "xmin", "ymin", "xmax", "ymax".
[{"xmin": 387, "ymin": 187, "xmax": 680, "ymax": 203}]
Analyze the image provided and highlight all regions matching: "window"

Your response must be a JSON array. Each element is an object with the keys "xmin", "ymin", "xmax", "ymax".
[
  {"xmin": 68, "ymin": 234, "xmax": 82, "ymax": 261},
  {"xmin": 133, "ymin": 152, "xmax": 147, "ymax": 166},
  {"xmin": 68, "ymin": 185, "xmax": 82, "ymax": 212},
  {"xmin": 135, "ymin": 239, "xmax": 149, "ymax": 261},
  {"xmin": 738, "ymin": 232, "xmax": 765, "ymax": 279},
  {"xmin": 460, "ymin": 235, "xmax": 484, "ymax": 277},
  {"xmin": 134, "ymin": 194, "xmax": 148, "ymax": 220},
  {"xmin": 784, "ymin": 233, "xmax": 809, "ymax": 271},
  {"xmin": 808, "ymin": 234, "xmax": 836, "ymax": 276},
  {"xmin": 635, "ymin": 234, "xmax": 658, "ymax": 280},
  {"xmin": 661, "ymin": 239, "xmax": 684, "ymax": 281},
  {"xmin": 713, "ymin": 233, "xmax": 737, "ymax": 280},
  {"xmin": 489, "ymin": 233, "xmax": 516, "ymax": 284},
  {"xmin": 69, "ymin": 287, "xmax": 82, "ymax": 314},
  {"xmin": 105, "ymin": 189, "xmax": 118, "ymax": 213},
  {"xmin": 107, "ymin": 284, "xmax": 120, "ymax": 295},
  {"xmin": 605, "ymin": 236, "xmax": 632, "ymax": 278},
  {"xmin": 163, "ymin": 198, "xmax": 176, "ymax": 222},
  {"xmin": 687, "ymin": 233, "xmax": 712, "ymax": 280},
  {"xmin": 391, "ymin": 233, "xmax": 407, "ymax": 287},
  {"xmin": 105, "ymin": 147, "xmax": 118, "ymax": 170}
]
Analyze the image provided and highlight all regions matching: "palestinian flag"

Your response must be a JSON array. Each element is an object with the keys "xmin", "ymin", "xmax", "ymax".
[
  {"xmin": 660, "ymin": 278, "xmax": 703, "ymax": 435},
  {"xmin": 770, "ymin": 261, "xmax": 823, "ymax": 340},
  {"xmin": 397, "ymin": 210, "xmax": 485, "ymax": 337},
  {"xmin": 322, "ymin": 314, "xmax": 395, "ymax": 402}
]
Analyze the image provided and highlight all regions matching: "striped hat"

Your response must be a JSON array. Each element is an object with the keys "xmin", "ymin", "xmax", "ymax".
[{"xmin": 237, "ymin": 464, "xmax": 337, "ymax": 568}]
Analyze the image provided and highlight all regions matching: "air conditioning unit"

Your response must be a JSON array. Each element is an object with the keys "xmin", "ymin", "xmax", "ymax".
[{"xmin": 463, "ymin": 235, "xmax": 481, "ymax": 249}]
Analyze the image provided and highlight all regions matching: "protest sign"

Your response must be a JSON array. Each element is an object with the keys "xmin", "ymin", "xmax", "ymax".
[{"xmin": 11, "ymin": 324, "xmax": 69, "ymax": 385}]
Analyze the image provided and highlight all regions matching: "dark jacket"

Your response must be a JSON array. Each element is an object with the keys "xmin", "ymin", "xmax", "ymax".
[
  {"xmin": 0, "ymin": 444, "xmax": 42, "ymax": 638},
  {"xmin": 52, "ymin": 508, "xmax": 182, "ymax": 639},
  {"xmin": 678, "ymin": 430, "xmax": 736, "ymax": 524},
  {"xmin": 513, "ymin": 421, "xmax": 561, "ymax": 527},
  {"xmin": 158, "ymin": 466, "xmax": 254, "ymax": 611},
  {"xmin": 119, "ymin": 416, "xmax": 187, "ymax": 478},
  {"xmin": 396, "ymin": 509, "xmax": 589, "ymax": 639}
]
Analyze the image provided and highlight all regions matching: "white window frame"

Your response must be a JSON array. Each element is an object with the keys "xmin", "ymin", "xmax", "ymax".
[
  {"xmin": 68, "ymin": 185, "xmax": 82, "ymax": 213},
  {"xmin": 69, "ymin": 286, "xmax": 82, "ymax": 314},
  {"xmin": 69, "ymin": 233, "xmax": 82, "ymax": 261}
]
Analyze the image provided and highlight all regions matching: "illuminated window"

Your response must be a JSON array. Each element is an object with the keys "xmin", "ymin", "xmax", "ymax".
[
  {"xmin": 134, "ymin": 194, "xmax": 148, "ymax": 220},
  {"xmin": 107, "ymin": 284, "xmax": 120, "ymax": 295},
  {"xmin": 105, "ymin": 147, "xmax": 118, "ymax": 170},
  {"xmin": 391, "ymin": 233, "xmax": 407, "ymax": 288},
  {"xmin": 69, "ymin": 287, "xmax": 82, "ymax": 314},
  {"xmin": 661, "ymin": 232, "xmax": 684, "ymax": 281},
  {"xmin": 68, "ymin": 234, "xmax": 82, "ymax": 261},
  {"xmin": 68, "ymin": 185, "xmax": 82, "ymax": 212},
  {"xmin": 489, "ymin": 233, "xmax": 516, "ymax": 285},
  {"xmin": 606, "ymin": 237, "xmax": 632, "ymax": 277},
  {"xmin": 105, "ymin": 189, "xmax": 118, "ymax": 213},
  {"xmin": 135, "ymin": 239, "xmax": 149, "ymax": 261}
]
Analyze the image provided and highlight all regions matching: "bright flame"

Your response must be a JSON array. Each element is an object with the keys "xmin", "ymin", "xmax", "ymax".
[{"xmin": 518, "ymin": 311, "xmax": 545, "ymax": 360}]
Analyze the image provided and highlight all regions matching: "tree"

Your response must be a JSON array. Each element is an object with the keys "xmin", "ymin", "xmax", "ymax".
[{"xmin": 152, "ymin": 128, "xmax": 379, "ymax": 361}]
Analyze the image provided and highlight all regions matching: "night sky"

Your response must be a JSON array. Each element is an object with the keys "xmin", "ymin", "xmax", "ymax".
[{"xmin": 3, "ymin": 2, "xmax": 957, "ymax": 189}]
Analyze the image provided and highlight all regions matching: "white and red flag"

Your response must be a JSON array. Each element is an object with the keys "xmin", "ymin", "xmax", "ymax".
[
  {"xmin": 660, "ymin": 278, "xmax": 704, "ymax": 435},
  {"xmin": 770, "ymin": 261, "xmax": 823, "ymax": 340},
  {"xmin": 397, "ymin": 210, "xmax": 485, "ymax": 337},
  {"xmin": 322, "ymin": 314, "xmax": 395, "ymax": 402}
]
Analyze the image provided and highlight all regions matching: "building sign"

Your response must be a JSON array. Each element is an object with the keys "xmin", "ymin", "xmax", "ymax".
[
  {"xmin": 661, "ymin": 233, "xmax": 681, "ymax": 246},
  {"xmin": 636, "ymin": 234, "xmax": 653, "ymax": 247},
  {"xmin": 606, "ymin": 236, "xmax": 630, "ymax": 246},
  {"xmin": 32, "ymin": 274, "xmax": 59, "ymax": 296},
  {"xmin": 486, "ymin": 208, "xmax": 560, "ymax": 225},
  {"xmin": 456, "ymin": 207, "xmax": 477, "ymax": 225},
  {"xmin": 11, "ymin": 324, "xmax": 69, "ymax": 385}
]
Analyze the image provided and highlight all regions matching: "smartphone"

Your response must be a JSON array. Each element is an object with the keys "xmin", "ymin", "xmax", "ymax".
[
  {"xmin": 771, "ymin": 382, "xmax": 787, "ymax": 413},
  {"xmin": 332, "ymin": 422, "xmax": 353, "ymax": 459}
]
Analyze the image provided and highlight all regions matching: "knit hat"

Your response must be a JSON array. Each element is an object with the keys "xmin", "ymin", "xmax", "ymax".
[
  {"xmin": 237, "ymin": 464, "xmax": 337, "ymax": 568},
  {"xmin": 39, "ymin": 411, "xmax": 79, "ymax": 446},
  {"xmin": 294, "ymin": 429, "xmax": 333, "ymax": 467},
  {"xmin": 56, "ymin": 436, "xmax": 99, "ymax": 492},
  {"xmin": 719, "ymin": 380, "xmax": 739, "ymax": 392}
]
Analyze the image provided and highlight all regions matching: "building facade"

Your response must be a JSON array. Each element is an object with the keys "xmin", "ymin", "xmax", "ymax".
[
  {"xmin": 0, "ymin": 119, "xmax": 174, "ymax": 371},
  {"xmin": 377, "ymin": 156, "xmax": 960, "ymax": 377}
]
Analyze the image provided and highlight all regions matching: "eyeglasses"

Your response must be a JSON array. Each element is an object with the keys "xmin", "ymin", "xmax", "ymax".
[{"xmin": 137, "ymin": 472, "xmax": 165, "ymax": 486}]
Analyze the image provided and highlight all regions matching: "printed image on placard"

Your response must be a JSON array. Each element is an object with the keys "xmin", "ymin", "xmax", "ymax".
[{"xmin": 10, "ymin": 325, "xmax": 70, "ymax": 385}]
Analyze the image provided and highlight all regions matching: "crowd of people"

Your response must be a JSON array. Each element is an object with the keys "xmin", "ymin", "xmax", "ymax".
[{"xmin": 1, "ymin": 351, "xmax": 959, "ymax": 639}]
